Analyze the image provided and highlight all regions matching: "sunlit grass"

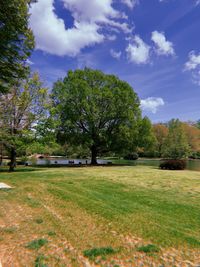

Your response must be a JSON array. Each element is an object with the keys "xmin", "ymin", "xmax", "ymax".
[{"xmin": 1, "ymin": 165, "xmax": 200, "ymax": 265}]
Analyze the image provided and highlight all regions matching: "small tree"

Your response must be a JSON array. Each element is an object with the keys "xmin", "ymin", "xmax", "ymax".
[
  {"xmin": 0, "ymin": 72, "xmax": 48, "ymax": 171},
  {"xmin": 52, "ymin": 68, "xmax": 141, "ymax": 164},
  {"xmin": 196, "ymin": 120, "xmax": 200, "ymax": 130},
  {"xmin": 137, "ymin": 116, "xmax": 156, "ymax": 155},
  {"xmin": 153, "ymin": 123, "xmax": 168, "ymax": 156},
  {"xmin": 182, "ymin": 122, "xmax": 200, "ymax": 153},
  {"xmin": 162, "ymin": 119, "xmax": 190, "ymax": 159}
]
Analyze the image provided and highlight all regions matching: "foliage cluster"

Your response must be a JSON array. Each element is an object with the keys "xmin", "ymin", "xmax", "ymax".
[
  {"xmin": 124, "ymin": 152, "xmax": 139, "ymax": 160},
  {"xmin": 0, "ymin": 0, "xmax": 34, "ymax": 92},
  {"xmin": 159, "ymin": 159, "xmax": 186, "ymax": 170}
]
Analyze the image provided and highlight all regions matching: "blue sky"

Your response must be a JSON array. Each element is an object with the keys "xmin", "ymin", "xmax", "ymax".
[{"xmin": 29, "ymin": 0, "xmax": 200, "ymax": 122}]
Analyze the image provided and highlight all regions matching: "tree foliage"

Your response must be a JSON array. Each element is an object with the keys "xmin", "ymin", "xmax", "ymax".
[
  {"xmin": 153, "ymin": 123, "xmax": 168, "ymax": 156},
  {"xmin": 137, "ymin": 116, "xmax": 156, "ymax": 153},
  {"xmin": 182, "ymin": 123, "xmax": 200, "ymax": 152},
  {"xmin": 0, "ymin": 0, "xmax": 34, "ymax": 92},
  {"xmin": 162, "ymin": 119, "xmax": 190, "ymax": 159},
  {"xmin": 52, "ymin": 68, "xmax": 141, "ymax": 164},
  {"xmin": 0, "ymin": 72, "xmax": 48, "ymax": 170}
]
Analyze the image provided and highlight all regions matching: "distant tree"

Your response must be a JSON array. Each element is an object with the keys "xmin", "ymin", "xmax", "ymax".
[
  {"xmin": 0, "ymin": 73, "xmax": 48, "ymax": 171},
  {"xmin": 196, "ymin": 120, "xmax": 200, "ymax": 130},
  {"xmin": 153, "ymin": 124, "xmax": 168, "ymax": 156},
  {"xmin": 52, "ymin": 68, "xmax": 141, "ymax": 164},
  {"xmin": 162, "ymin": 119, "xmax": 190, "ymax": 159},
  {"xmin": 25, "ymin": 141, "xmax": 62, "ymax": 156},
  {"xmin": 25, "ymin": 117, "xmax": 65, "ymax": 156},
  {"xmin": 0, "ymin": 0, "xmax": 35, "ymax": 92},
  {"xmin": 137, "ymin": 116, "xmax": 156, "ymax": 154},
  {"xmin": 182, "ymin": 123, "xmax": 200, "ymax": 153}
]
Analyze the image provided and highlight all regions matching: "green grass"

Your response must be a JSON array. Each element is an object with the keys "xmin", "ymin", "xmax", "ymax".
[
  {"xmin": 0, "ymin": 226, "xmax": 17, "ymax": 234},
  {"xmin": 83, "ymin": 247, "xmax": 117, "ymax": 259},
  {"xmin": 26, "ymin": 238, "xmax": 48, "ymax": 250},
  {"xmin": 35, "ymin": 255, "xmax": 49, "ymax": 267},
  {"xmin": 1, "ymin": 165, "xmax": 200, "ymax": 250},
  {"xmin": 137, "ymin": 244, "xmax": 160, "ymax": 253},
  {"xmin": 35, "ymin": 218, "xmax": 44, "ymax": 224}
]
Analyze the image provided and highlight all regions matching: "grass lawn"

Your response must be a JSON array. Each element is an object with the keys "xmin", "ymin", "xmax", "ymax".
[{"xmin": 1, "ymin": 166, "xmax": 200, "ymax": 266}]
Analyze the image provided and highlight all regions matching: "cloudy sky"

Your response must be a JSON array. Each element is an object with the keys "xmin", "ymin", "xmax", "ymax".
[{"xmin": 29, "ymin": 0, "xmax": 200, "ymax": 122}]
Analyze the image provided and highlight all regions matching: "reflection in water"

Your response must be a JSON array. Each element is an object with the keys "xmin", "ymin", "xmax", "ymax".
[{"xmin": 29, "ymin": 158, "xmax": 108, "ymax": 166}]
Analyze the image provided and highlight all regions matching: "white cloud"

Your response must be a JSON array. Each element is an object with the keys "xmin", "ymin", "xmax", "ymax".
[
  {"xmin": 141, "ymin": 97, "xmax": 165, "ymax": 113},
  {"xmin": 110, "ymin": 49, "xmax": 121, "ymax": 59},
  {"xmin": 62, "ymin": 0, "xmax": 131, "ymax": 33},
  {"xmin": 151, "ymin": 31, "xmax": 174, "ymax": 56},
  {"xmin": 159, "ymin": 0, "xmax": 200, "ymax": 4},
  {"xmin": 126, "ymin": 35, "xmax": 150, "ymax": 64},
  {"xmin": 185, "ymin": 51, "xmax": 200, "ymax": 86},
  {"xmin": 192, "ymin": 70, "xmax": 200, "ymax": 86},
  {"xmin": 121, "ymin": 0, "xmax": 139, "ymax": 9},
  {"xmin": 107, "ymin": 35, "xmax": 117, "ymax": 41},
  {"xmin": 30, "ymin": 0, "xmax": 131, "ymax": 56},
  {"xmin": 185, "ymin": 51, "xmax": 200, "ymax": 70}
]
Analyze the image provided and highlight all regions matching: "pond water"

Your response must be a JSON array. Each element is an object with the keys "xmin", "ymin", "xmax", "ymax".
[
  {"xmin": 112, "ymin": 158, "xmax": 200, "ymax": 171},
  {"xmin": 28, "ymin": 158, "xmax": 108, "ymax": 166},
  {"xmin": 29, "ymin": 157, "xmax": 200, "ymax": 171}
]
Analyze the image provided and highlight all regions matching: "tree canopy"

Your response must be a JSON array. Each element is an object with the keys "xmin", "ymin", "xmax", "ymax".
[
  {"xmin": 52, "ymin": 68, "xmax": 141, "ymax": 164},
  {"xmin": 0, "ymin": 0, "xmax": 34, "ymax": 92},
  {"xmin": 153, "ymin": 123, "xmax": 168, "ymax": 156},
  {"xmin": 137, "ymin": 116, "xmax": 156, "ymax": 153},
  {"xmin": 162, "ymin": 119, "xmax": 190, "ymax": 159},
  {"xmin": 0, "ymin": 72, "xmax": 48, "ymax": 170}
]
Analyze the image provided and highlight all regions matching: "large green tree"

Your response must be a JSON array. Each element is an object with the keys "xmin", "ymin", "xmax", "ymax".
[
  {"xmin": 0, "ymin": 0, "xmax": 34, "ymax": 92},
  {"xmin": 52, "ymin": 68, "xmax": 141, "ymax": 164},
  {"xmin": 0, "ymin": 72, "xmax": 48, "ymax": 171}
]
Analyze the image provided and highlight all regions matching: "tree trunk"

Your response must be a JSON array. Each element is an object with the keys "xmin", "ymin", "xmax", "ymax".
[
  {"xmin": 91, "ymin": 145, "xmax": 98, "ymax": 165},
  {"xmin": 9, "ymin": 147, "xmax": 16, "ymax": 172}
]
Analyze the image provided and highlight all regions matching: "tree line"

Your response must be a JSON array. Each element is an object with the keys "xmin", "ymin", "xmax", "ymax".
[{"xmin": 1, "ymin": 0, "xmax": 200, "ymax": 171}]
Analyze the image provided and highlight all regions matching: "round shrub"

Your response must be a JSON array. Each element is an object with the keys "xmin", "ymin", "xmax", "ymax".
[
  {"xmin": 159, "ymin": 159, "xmax": 186, "ymax": 170},
  {"xmin": 124, "ymin": 153, "xmax": 138, "ymax": 160}
]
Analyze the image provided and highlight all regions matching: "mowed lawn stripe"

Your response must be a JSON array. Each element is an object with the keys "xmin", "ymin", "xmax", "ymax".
[
  {"xmin": 47, "ymin": 175, "xmax": 200, "ymax": 247},
  {"xmin": 1, "ymin": 166, "xmax": 200, "ymax": 247}
]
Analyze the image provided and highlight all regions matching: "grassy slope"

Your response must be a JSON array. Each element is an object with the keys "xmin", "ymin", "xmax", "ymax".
[{"xmin": 1, "ymin": 166, "xmax": 200, "ymax": 265}]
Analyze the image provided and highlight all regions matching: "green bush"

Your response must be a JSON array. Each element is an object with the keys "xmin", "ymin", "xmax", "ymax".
[
  {"xmin": 189, "ymin": 151, "xmax": 200, "ymax": 159},
  {"xmin": 159, "ymin": 159, "xmax": 186, "ymax": 170}
]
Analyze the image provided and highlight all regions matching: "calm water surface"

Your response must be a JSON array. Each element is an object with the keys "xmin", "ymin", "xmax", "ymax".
[
  {"xmin": 116, "ymin": 159, "xmax": 200, "ymax": 171},
  {"xmin": 30, "ymin": 157, "xmax": 200, "ymax": 171}
]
